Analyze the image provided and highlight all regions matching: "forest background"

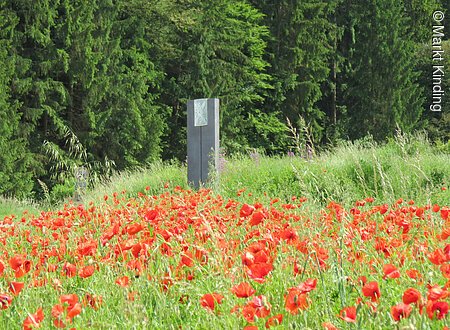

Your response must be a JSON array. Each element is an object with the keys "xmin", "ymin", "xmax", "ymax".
[{"xmin": 0, "ymin": 0, "xmax": 449, "ymax": 200}]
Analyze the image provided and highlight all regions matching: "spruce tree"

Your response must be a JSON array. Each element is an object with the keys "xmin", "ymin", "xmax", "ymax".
[
  {"xmin": 147, "ymin": 0, "xmax": 275, "ymax": 156},
  {"xmin": 344, "ymin": 0, "xmax": 424, "ymax": 140},
  {"xmin": 1, "ymin": 0, "xmax": 167, "ymax": 199},
  {"xmin": 252, "ymin": 0, "xmax": 339, "ymax": 145},
  {"xmin": 0, "ymin": 3, "xmax": 33, "ymax": 197}
]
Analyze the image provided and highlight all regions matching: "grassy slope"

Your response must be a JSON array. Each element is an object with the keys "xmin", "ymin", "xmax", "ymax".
[
  {"xmin": 0, "ymin": 135, "xmax": 448, "ymax": 329},
  {"xmin": 1, "ymin": 134, "xmax": 449, "ymax": 218},
  {"xmin": 84, "ymin": 134, "xmax": 449, "ymax": 209},
  {"xmin": 0, "ymin": 197, "xmax": 40, "ymax": 220}
]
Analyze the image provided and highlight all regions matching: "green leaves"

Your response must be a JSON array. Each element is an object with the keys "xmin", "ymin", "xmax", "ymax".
[
  {"xmin": 344, "ymin": 0, "xmax": 424, "ymax": 140},
  {"xmin": 253, "ymin": 0, "xmax": 339, "ymax": 146},
  {"xmin": 0, "ymin": 9, "xmax": 33, "ymax": 197},
  {"xmin": 0, "ymin": 0, "xmax": 448, "ymax": 200}
]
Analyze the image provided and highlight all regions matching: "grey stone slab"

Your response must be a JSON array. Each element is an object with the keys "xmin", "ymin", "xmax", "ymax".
[{"xmin": 187, "ymin": 98, "xmax": 219, "ymax": 189}]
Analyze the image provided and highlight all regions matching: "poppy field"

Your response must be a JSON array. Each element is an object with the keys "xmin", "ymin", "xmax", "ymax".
[{"xmin": 0, "ymin": 184, "xmax": 449, "ymax": 330}]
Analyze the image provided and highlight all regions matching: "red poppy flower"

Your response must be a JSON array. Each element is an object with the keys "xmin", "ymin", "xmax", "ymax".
[
  {"xmin": 9, "ymin": 281, "xmax": 25, "ymax": 296},
  {"xmin": 246, "ymin": 263, "xmax": 273, "ymax": 283},
  {"xmin": 77, "ymin": 240, "xmax": 97, "ymax": 257},
  {"xmin": 298, "ymin": 278, "xmax": 317, "ymax": 294},
  {"xmin": 160, "ymin": 276, "xmax": 173, "ymax": 292},
  {"xmin": 84, "ymin": 293, "xmax": 102, "ymax": 310},
  {"xmin": 66, "ymin": 303, "xmax": 82, "ymax": 319},
  {"xmin": 9, "ymin": 255, "xmax": 32, "ymax": 278},
  {"xmin": 441, "ymin": 264, "xmax": 450, "ymax": 279},
  {"xmin": 231, "ymin": 282, "xmax": 256, "ymax": 298},
  {"xmin": 143, "ymin": 209, "xmax": 158, "ymax": 222},
  {"xmin": 62, "ymin": 262, "xmax": 77, "ymax": 278},
  {"xmin": 180, "ymin": 252, "xmax": 194, "ymax": 267},
  {"xmin": 426, "ymin": 301, "xmax": 449, "ymax": 320},
  {"xmin": 440, "ymin": 227, "xmax": 450, "ymax": 240},
  {"xmin": 78, "ymin": 265, "xmax": 95, "ymax": 279},
  {"xmin": 383, "ymin": 264, "xmax": 400, "ymax": 279},
  {"xmin": 427, "ymin": 285, "xmax": 448, "ymax": 301},
  {"xmin": 51, "ymin": 304, "xmax": 66, "ymax": 328},
  {"xmin": 115, "ymin": 276, "xmax": 129, "ymax": 287},
  {"xmin": 23, "ymin": 307, "xmax": 44, "ymax": 330},
  {"xmin": 357, "ymin": 276, "xmax": 367, "ymax": 285},
  {"xmin": 242, "ymin": 251, "xmax": 255, "ymax": 266},
  {"xmin": 200, "ymin": 293, "xmax": 224, "ymax": 312},
  {"xmin": 402, "ymin": 288, "xmax": 421, "ymax": 305},
  {"xmin": 242, "ymin": 304, "xmax": 257, "ymax": 323},
  {"xmin": 322, "ymin": 322, "xmax": 338, "ymax": 330},
  {"xmin": 52, "ymin": 294, "xmax": 82, "ymax": 327},
  {"xmin": 253, "ymin": 250, "xmax": 270, "ymax": 264},
  {"xmin": 415, "ymin": 208, "xmax": 424, "ymax": 217},
  {"xmin": 265, "ymin": 314, "xmax": 283, "ymax": 328},
  {"xmin": 60, "ymin": 294, "xmax": 78, "ymax": 308},
  {"xmin": 127, "ymin": 223, "xmax": 144, "ymax": 235},
  {"xmin": 279, "ymin": 228, "xmax": 298, "ymax": 242},
  {"xmin": 0, "ymin": 294, "xmax": 13, "ymax": 310},
  {"xmin": 243, "ymin": 326, "xmax": 258, "ymax": 330},
  {"xmin": 406, "ymin": 269, "xmax": 421, "ymax": 280},
  {"xmin": 193, "ymin": 247, "xmax": 208, "ymax": 264},
  {"xmin": 339, "ymin": 306, "xmax": 357, "ymax": 323},
  {"xmin": 362, "ymin": 281, "xmax": 380, "ymax": 302},
  {"xmin": 242, "ymin": 295, "xmax": 271, "ymax": 322},
  {"xmin": 9, "ymin": 255, "xmax": 25, "ymax": 270},
  {"xmin": 285, "ymin": 287, "xmax": 309, "ymax": 314},
  {"xmin": 441, "ymin": 207, "xmax": 449, "ymax": 221},
  {"xmin": 391, "ymin": 303, "xmax": 412, "ymax": 321},
  {"xmin": 429, "ymin": 248, "xmax": 446, "ymax": 265},
  {"xmin": 240, "ymin": 204, "xmax": 255, "ymax": 217},
  {"xmin": 250, "ymin": 211, "xmax": 266, "ymax": 226}
]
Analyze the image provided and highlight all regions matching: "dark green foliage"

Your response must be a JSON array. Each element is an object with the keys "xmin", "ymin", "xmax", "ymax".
[
  {"xmin": 0, "ymin": 0, "xmax": 449, "ymax": 200},
  {"xmin": 344, "ymin": 0, "xmax": 424, "ymax": 140},
  {"xmin": 0, "ymin": 3, "xmax": 34, "ymax": 197},
  {"xmin": 151, "ymin": 0, "xmax": 275, "ymax": 156},
  {"xmin": 253, "ymin": 0, "xmax": 339, "ymax": 145},
  {"xmin": 404, "ymin": 0, "xmax": 440, "ymax": 42},
  {"xmin": 1, "ymin": 0, "xmax": 166, "ymax": 199},
  {"xmin": 416, "ymin": 40, "xmax": 450, "ymax": 144}
]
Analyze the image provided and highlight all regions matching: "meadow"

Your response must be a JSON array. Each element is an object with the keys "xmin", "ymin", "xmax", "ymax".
[{"xmin": 0, "ymin": 135, "xmax": 449, "ymax": 329}]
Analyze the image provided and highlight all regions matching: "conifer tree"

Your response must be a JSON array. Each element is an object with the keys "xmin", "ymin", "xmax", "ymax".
[
  {"xmin": 0, "ymin": 3, "xmax": 33, "ymax": 196},
  {"xmin": 344, "ymin": 0, "xmax": 424, "ymax": 140},
  {"xmin": 252, "ymin": 0, "xmax": 339, "ymax": 144},
  {"xmin": 149, "ymin": 0, "xmax": 275, "ymax": 156}
]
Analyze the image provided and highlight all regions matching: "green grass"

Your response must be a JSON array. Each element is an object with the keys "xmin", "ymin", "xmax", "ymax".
[
  {"xmin": 0, "ymin": 134, "xmax": 449, "ymax": 329},
  {"xmin": 1, "ymin": 133, "xmax": 449, "ymax": 218},
  {"xmin": 0, "ymin": 197, "xmax": 40, "ymax": 220},
  {"xmin": 85, "ymin": 133, "xmax": 449, "ymax": 209}
]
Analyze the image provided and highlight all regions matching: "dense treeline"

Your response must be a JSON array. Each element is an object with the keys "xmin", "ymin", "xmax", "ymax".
[{"xmin": 0, "ymin": 0, "xmax": 449, "ymax": 199}]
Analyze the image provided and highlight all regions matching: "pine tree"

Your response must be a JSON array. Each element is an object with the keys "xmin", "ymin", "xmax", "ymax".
[
  {"xmin": 76, "ymin": 0, "xmax": 166, "ymax": 169},
  {"xmin": 1, "ymin": 0, "xmax": 167, "ymax": 199},
  {"xmin": 403, "ymin": 0, "xmax": 441, "ymax": 42},
  {"xmin": 190, "ymin": 0, "xmax": 274, "ymax": 153},
  {"xmin": 0, "ymin": 2, "xmax": 33, "ymax": 197},
  {"xmin": 148, "ymin": 0, "xmax": 275, "ymax": 157},
  {"xmin": 252, "ymin": 0, "xmax": 339, "ymax": 145},
  {"xmin": 344, "ymin": 0, "xmax": 424, "ymax": 140}
]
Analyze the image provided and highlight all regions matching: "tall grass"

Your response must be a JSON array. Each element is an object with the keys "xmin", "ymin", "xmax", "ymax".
[
  {"xmin": 0, "ymin": 134, "xmax": 448, "ymax": 329},
  {"xmin": 0, "ymin": 197, "xmax": 40, "ymax": 220},
  {"xmin": 1, "ymin": 133, "xmax": 448, "ymax": 219},
  {"xmin": 82, "ymin": 161, "xmax": 188, "ymax": 204},
  {"xmin": 217, "ymin": 133, "xmax": 449, "ymax": 207}
]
